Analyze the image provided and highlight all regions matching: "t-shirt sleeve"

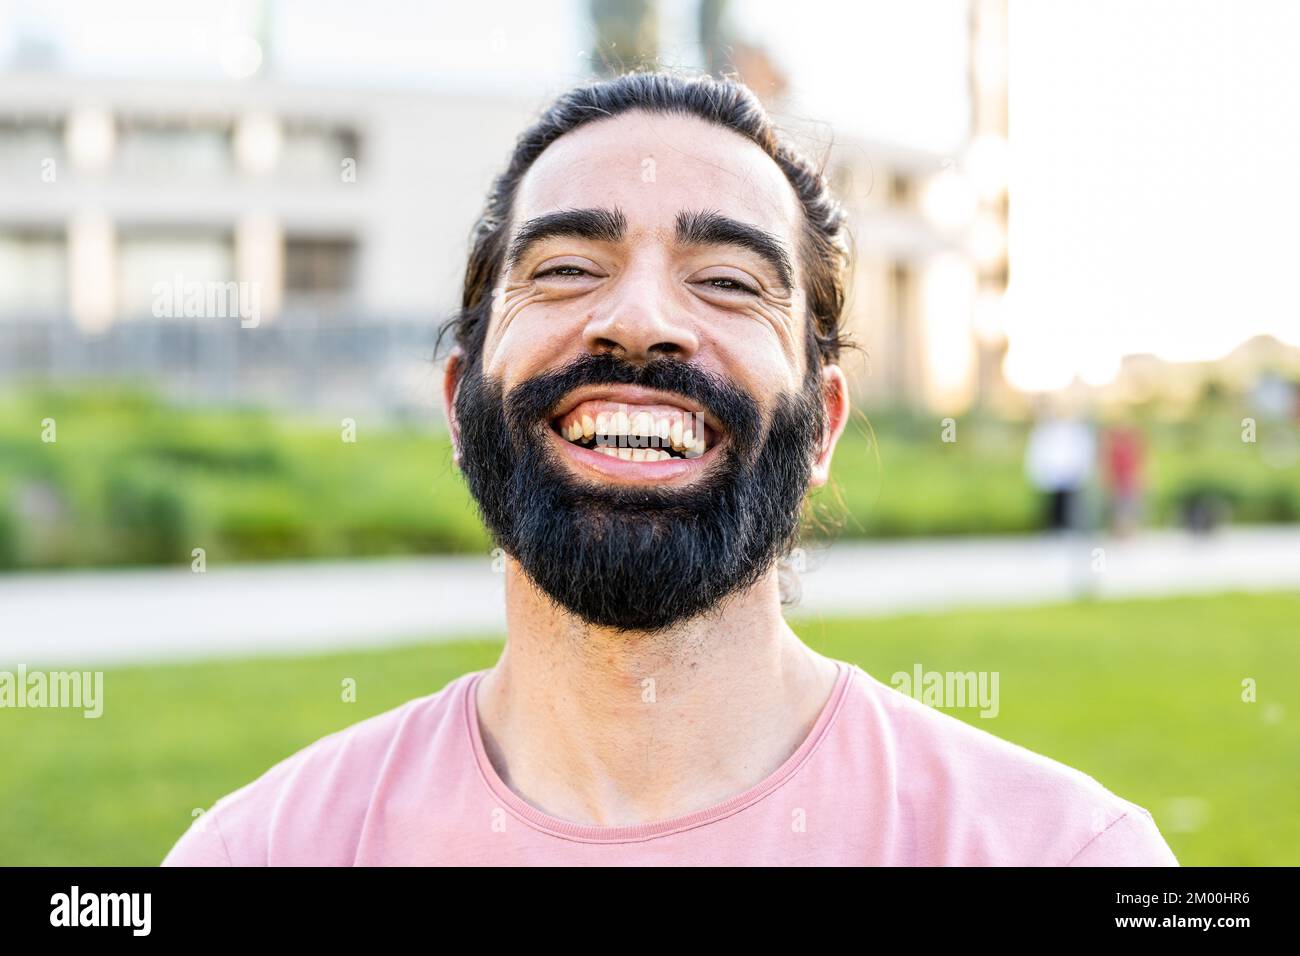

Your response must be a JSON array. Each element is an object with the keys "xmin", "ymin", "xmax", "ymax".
[
  {"xmin": 160, "ymin": 811, "xmax": 235, "ymax": 867},
  {"xmin": 1066, "ymin": 809, "xmax": 1179, "ymax": 866}
]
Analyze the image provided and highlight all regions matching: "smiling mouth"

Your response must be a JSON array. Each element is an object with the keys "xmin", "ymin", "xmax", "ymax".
[{"xmin": 549, "ymin": 400, "xmax": 715, "ymax": 462}]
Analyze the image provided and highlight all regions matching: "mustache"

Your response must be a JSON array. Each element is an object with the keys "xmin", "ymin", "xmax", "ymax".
[{"xmin": 502, "ymin": 353, "xmax": 763, "ymax": 452}]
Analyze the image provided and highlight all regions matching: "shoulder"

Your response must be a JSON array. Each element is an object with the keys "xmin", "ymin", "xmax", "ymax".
[
  {"xmin": 835, "ymin": 664, "xmax": 1178, "ymax": 866},
  {"xmin": 161, "ymin": 670, "xmax": 481, "ymax": 867}
]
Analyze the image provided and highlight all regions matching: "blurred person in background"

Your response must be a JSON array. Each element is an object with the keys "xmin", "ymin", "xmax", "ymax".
[
  {"xmin": 1025, "ymin": 410, "xmax": 1096, "ymax": 533},
  {"xmin": 1101, "ymin": 422, "xmax": 1146, "ymax": 537}
]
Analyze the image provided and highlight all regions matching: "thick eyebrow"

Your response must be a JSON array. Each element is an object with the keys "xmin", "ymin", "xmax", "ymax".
[
  {"xmin": 675, "ymin": 209, "xmax": 793, "ymax": 290},
  {"xmin": 505, "ymin": 207, "xmax": 628, "ymax": 270}
]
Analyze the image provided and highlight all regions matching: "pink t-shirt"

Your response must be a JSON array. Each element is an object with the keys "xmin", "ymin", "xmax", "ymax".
[{"xmin": 161, "ymin": 660, "xmax": 1178, "ymax": 866}]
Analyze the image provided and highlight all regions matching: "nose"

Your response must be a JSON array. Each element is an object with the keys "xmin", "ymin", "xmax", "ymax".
[{"xmin": 580, "ymin": 267, "xmax": 700, "ymax": 363}]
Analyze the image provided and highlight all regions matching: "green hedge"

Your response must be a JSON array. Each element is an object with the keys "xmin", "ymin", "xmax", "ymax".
[{"xmin": 0, "ymin": 387, "xmax": 1296, "ymax": 569}]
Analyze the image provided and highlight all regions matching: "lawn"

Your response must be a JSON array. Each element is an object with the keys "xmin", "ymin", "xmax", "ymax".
[{"xmin": 0, "ymin": 591, "xmax": 1295, "ymax": 866}]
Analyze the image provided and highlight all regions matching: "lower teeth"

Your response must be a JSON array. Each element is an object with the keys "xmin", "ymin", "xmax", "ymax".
[{"xmin": 567, "ymin": 435, "xmax": 688, "ymax": 459}]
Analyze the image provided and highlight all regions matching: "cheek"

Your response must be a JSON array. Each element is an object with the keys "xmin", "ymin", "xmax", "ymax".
[
  {"xmin": 482, "ymin": 299, "xmax": 587, "ymax": 386},
  {"xmin": 703, "ymin": 310, "xmax": 803, "ymax": 396},
  {"xmin": 753, "ymin": 302, "xmax": 804, "ymax": 369}
]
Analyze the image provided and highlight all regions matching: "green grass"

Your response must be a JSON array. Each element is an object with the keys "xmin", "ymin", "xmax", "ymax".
[{"xmin": 1, "ymin": 592, "xmax": 1295, "ymax": 866}]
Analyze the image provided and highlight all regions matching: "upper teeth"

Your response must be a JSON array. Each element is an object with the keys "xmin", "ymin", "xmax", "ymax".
[{"xmin": 558, "ymin": 405, "xmax": 708, "ymax": 459}]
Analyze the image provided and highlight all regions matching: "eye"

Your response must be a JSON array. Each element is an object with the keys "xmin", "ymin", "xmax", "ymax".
[
  {"xmin": 698, "ymin": 276, "xmax": 760, "ymax": 296},
  {"xmin": 534, "ymin": 265, "xmax": 593, "ymax": 280}
]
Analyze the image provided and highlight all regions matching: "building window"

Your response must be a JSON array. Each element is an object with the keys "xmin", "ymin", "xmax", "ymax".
[
  {"xmin": 117, "ymin": 232, "xmax": 236, "ymax": 319},
  {"xmin": 0, "ymin": 115, "xmax": 64, "ymax": 175},
  {"xmin": 0, "ymin": 231, "xmax": 67, "ymax": 316},
  {"xmin": 117, "ymin": 117, "xmax": 233, "ymax": 178},
  {"xmin": 284, "ymin": 237, "xmax": 357, "ymax": 301},
  {"xmin": 888, "ymin": 171, "xmax": 914, "ymax": 206},
  {"xmin": 280, "ymin": 122, "xmax": 359, "ymax": 181}
]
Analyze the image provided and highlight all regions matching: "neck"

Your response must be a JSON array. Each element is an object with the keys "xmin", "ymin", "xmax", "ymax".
[{"xmin": 473, "ymin": 556, "xmax": 841, "ymax": 827}]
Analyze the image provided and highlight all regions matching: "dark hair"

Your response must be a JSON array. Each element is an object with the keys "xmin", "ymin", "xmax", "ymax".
[{"xmin": 437, "ymin": 70, "xmax": 852, "ymax": 371}]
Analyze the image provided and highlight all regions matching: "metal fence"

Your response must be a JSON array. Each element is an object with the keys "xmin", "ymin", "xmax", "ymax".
[{"xmin": 0, "ymin": 311, "xmax": 448, "ymax": 418}]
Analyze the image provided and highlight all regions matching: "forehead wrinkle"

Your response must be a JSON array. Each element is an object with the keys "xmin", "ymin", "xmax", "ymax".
[{"xmin": 521, "ymin": 111, "xmax": 797, "ymax": 218}]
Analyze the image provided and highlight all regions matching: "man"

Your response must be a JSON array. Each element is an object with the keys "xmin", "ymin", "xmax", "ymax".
[
  {"xmin": 1025, "ymin": 410, "xmax": 1097, "ymax": 533},
  {"xmin": 163, "ymin": 72, "xmax": 1177, "ymax": 866}
]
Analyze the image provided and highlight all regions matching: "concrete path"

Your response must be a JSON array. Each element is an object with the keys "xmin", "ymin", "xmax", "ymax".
[{"xmin": 2, "ymin": 526, "xmax": 1297, "ymax": 666}]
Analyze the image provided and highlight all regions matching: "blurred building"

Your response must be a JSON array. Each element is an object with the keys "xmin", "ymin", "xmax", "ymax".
[
  {"xmin": 817, "ymin": 134, "xmax": 966, "ymax": 411},
  {"xmin": 0, "ymin": 76, "xmax": 549, "ymax": 325},
  {"xmin": 718, "ymin": 0, "xmax": 1010, "ymax": 414},
  {"xmin": 1101, "ymin": 335, "xmax": 1300, "ymax": 413},
  {"xmin": 0, "ymin": 0, "xmax": 1005, "ymax": 417},
  {"xmin": 0, "ymin": 71, "xmax": 538, "ymax": 412}
]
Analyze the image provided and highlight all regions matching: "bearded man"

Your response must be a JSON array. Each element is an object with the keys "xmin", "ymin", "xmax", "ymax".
[{"xmin": 163, "ymin": 72, "xmax": 1177, "ymax": 867}]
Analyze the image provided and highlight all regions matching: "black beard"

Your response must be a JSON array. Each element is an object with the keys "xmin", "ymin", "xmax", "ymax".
[{"xmin": 454, "ymin": 352, "xmax": 825, "ymax": 633}]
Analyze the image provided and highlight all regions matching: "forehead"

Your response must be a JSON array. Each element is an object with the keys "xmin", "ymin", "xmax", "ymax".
[{"xmin": 512, "ymin": 110, "xmax": 803, "ymax": 244}]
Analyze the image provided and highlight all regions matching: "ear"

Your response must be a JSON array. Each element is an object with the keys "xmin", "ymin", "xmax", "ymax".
[
  {"xmin": 442, "ymin": 346, "xmax": 466, "ymax": 467},
  {"xmin": 809, "ymin": 363, "xmax": 849, "ymax": 488}
]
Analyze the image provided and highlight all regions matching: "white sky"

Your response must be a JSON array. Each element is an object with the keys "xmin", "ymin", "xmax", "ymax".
[
  {"xmin": 1003, "ymin": 0, "xmax": 1300, "ymax": 390},
  {"xmin": 733, "ymin": 0, "xmax": 970, "ymax": 152}
]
